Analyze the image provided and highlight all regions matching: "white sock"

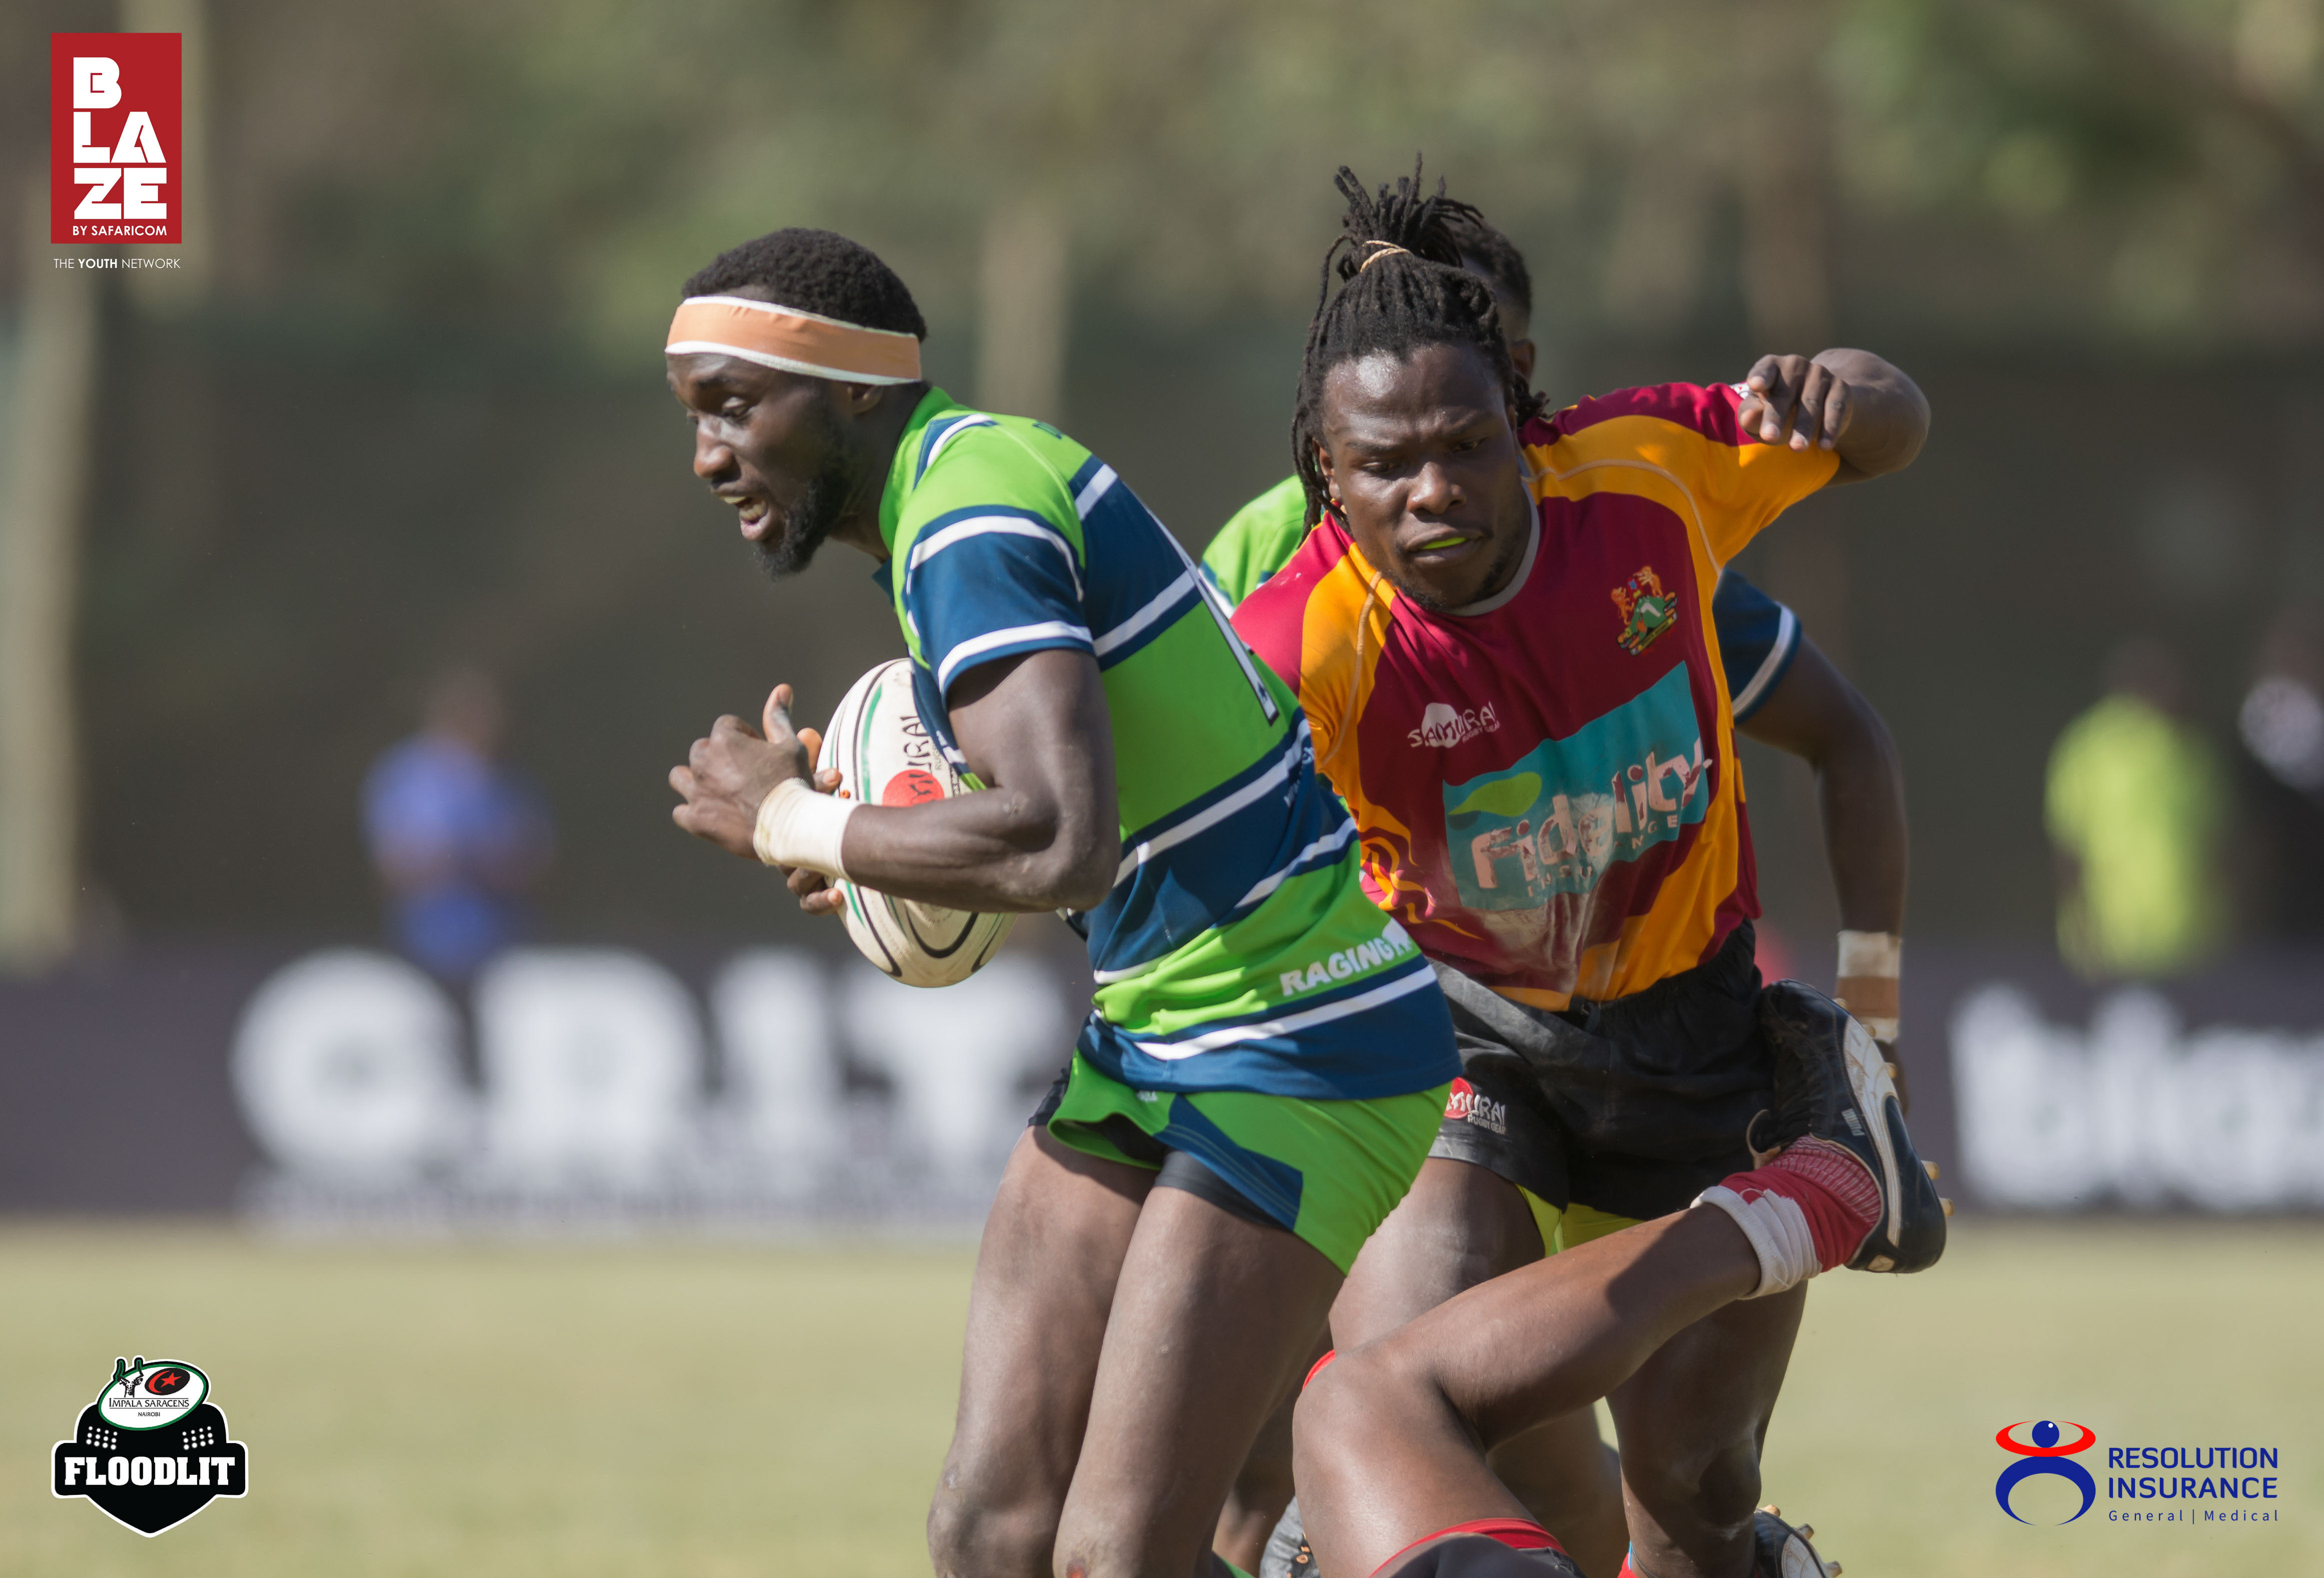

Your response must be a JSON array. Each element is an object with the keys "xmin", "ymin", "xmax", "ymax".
[{"xmin": 1694, "ymin": 1183, "xmax": 1817, "ymax": 1298}]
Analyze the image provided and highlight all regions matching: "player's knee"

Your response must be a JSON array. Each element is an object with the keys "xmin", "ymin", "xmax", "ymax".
[
  {"xmin": 1623, "ymin": 1424, "xmax": 1762, "ymax": 1534},
  {"xmin": 927, "ymin": 1480, "xmax": 1060, "ymax": 1578},
  {"xmin": 1294, "ymin": 1342, "xmax": 1433, "ymax": 1468},
  {"xmin": 1049, "ymin": 1502, "xmax": 1191, "ymax": 1578}
]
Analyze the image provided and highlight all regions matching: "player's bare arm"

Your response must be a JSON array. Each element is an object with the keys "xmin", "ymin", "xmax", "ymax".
[
  {"xmin": 668, "ymin": 653, "xmax": 1118, "ymax": 915},
  {"xmin": 1737, "ymin": 348, "xmax": 1929, "ymax": 482},
  {"xmin": 1737, "ymin": 635, "xmax": 1913, "ymax": 1106}
]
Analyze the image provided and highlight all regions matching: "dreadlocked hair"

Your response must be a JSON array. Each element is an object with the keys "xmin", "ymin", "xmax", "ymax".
[
  {"xmin": 1292, "ymin": 160, "xmax": 1546, "ymax": 528},
  {"xmin": 1440, "ymin": 210, "xmax": 1533, "ymax": 319}
]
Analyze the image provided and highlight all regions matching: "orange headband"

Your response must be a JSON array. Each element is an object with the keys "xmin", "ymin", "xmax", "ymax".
[{"xmin": 665, "ymin": 295, "xmax": 923, "ymax": 385}]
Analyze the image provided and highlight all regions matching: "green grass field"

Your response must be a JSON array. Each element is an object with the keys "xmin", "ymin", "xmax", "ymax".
[{"xmin": 2, "ymin": 1219, "xmax": 2313, "ymax": 1576}]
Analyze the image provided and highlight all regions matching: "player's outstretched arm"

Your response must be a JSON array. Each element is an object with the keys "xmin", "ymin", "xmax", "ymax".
[
  {"xmin": 670, "ymin": 650, "xmax": 1119, "ymax": 915},
  {"xmin": 1736, "ymin": 635, "xmax": 1913, "ymax": 1106},
  {"xmin": 1736, "ymin": 348, "xmax": 1928, "ymax": 483}
]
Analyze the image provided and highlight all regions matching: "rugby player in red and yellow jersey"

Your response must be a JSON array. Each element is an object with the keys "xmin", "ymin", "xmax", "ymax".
[{"xmin": 1236, "ymin": 169, "xmax": 1944, "ymax": 1578}]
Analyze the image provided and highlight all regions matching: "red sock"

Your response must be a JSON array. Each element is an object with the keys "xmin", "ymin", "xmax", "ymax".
[{"xmin": 1718, "ymin": 1137, "xmax": 1880, "ymax": 1273}]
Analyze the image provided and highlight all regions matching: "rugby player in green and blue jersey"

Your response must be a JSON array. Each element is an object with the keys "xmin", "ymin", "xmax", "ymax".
[{"xmin": 663, "ymin": 227, "xmax": 1458, "ymax": 1578}]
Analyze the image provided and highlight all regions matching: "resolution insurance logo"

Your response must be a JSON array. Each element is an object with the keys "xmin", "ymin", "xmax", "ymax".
[
  {"xmin": 1995, "ymin": 1419, "xmax": 2098, "ymax": 1524},
  {"xmin": 49, "ymin": 32, "xmax": 182, "ymax": 245}
]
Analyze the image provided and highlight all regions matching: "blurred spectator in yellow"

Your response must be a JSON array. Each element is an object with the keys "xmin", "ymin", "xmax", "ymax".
[
  {"xmin": 2235, "ymin": 607, "xmax": 2324, "ymax": 941},
  {"xmin": 362, "ymin": 667, "xmax": 552, "ymax": 979},
  {"xmin": 2044, "ymin": 638, "xmax": 2225, "ymax": 978}
]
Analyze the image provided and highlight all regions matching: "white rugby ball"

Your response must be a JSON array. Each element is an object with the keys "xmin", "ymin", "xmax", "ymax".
[{"xmin": 816, "ymin": 659, "xmax": 1016, "ymax": 987}]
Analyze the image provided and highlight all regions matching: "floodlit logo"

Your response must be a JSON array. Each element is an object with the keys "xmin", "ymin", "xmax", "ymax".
[
  {"xmin": 53, "ymin": 1355, "xmax": 247, "ymax": 1535},
  {"xmin": 1995, "ymin": 1419, "xmax": 2097, "ymax": 1524},
  {"xmin": 49, "ymin": 32, "xmax": 183, "ymax": 245}
]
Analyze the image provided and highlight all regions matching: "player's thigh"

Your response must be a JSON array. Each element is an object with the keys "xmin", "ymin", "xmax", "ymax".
[
  {"xmin": 1332, "ymin": 1156, "xmax": 1546, "ymax": 1346},
  {"xmin": 1607, "ymin": 1283, "xmax": 1807, "ymax": 1529},
  {"xmin": 1054, "ymin": 1183, "xmax": 1344, "ymax": 1577},
  {"xmin": 936, "ymin": 1127, "xmax": 1152, "ymax": 1534},
  {"xmin": 1487, "ymin": 1404, "xmax": 1617, "ymax": 1504}
]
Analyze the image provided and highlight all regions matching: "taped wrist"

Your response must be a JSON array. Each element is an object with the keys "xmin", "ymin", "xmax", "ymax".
[
  {"xmin": 752, "ymin": 777, "xmax": 855, "ymax": 878},
  {"xmin": 1835, "ymin": 928, "xmax": 1901, "ymax": 1043}
]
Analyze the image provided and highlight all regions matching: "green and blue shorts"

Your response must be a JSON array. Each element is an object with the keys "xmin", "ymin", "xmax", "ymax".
[{"xmin": 1030, "ymin": 1053, "xmax": 1448, "ymax": 1275}]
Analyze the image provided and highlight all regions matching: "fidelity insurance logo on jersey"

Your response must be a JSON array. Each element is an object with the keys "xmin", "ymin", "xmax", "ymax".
[
  {"xmin": 53, "ymin": 1356, "xmax": 248, "ymax": 1535},
  {"xmin": 49, "ymin": 32, "xmax": 183, "ymax": 245},
  {"xmin": 1992, "ymin": 1419, "xmax": 2281, "ymax": 1529}
]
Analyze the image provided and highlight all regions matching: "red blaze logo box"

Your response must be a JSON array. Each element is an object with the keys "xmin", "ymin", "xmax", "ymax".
[{"xmin": 49, "ymin": 32, "xmax": 182, "ymax": 245}]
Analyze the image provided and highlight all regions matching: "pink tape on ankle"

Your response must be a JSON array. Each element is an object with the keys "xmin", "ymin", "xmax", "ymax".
[{"xmin": 1722, "ymin": 1138, "xmax": 1878, "ymax": 1272}]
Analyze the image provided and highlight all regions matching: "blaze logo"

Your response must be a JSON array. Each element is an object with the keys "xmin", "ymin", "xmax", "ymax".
[
  {"xmin": 1995, "ymin": 1419, "xmax": 2097, "ymax": 1524},
  {"xmin": 49, "ymin": 33, "xmax": 183, "ymax": 245}
]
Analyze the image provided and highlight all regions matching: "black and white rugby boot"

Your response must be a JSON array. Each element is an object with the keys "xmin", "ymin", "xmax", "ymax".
[
  {"xmin": 1753, "ymin": 1504, "xmax": 1842, "ymax": 1578},
  {"xmin": 1752, "ymin": 980, "xmax": 1948, "ymax": 1274}
]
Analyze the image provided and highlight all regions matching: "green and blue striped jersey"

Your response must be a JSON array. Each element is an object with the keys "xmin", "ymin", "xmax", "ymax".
[{"xmin": 871, "ymin": 390, "xmax": 1455, "ymax": 1099}]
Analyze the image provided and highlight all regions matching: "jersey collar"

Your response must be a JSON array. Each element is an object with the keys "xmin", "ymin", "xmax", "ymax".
[{"xmin": 876, "ymin": 386, "xmax": 961, "ymax": 558}]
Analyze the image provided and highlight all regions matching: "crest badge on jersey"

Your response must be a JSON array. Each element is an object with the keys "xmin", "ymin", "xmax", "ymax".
[{"xmin": 1612, "ymin": 565, "xmax": 1677, "ymax": 656}]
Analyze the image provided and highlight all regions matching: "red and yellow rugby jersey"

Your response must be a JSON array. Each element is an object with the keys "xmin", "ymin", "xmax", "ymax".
[{"xmin": 1233, "ymin": 382, "xmax": 1837, "ymax": 1010}]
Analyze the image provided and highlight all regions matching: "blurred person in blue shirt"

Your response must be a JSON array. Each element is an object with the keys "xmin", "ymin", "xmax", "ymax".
[{"xmin": 363, "ymin": 668, "xmax": 551, "ymax": 978}]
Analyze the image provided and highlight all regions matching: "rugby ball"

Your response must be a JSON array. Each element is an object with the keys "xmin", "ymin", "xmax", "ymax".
[{"xmin": 816, "ymin": 659, "xmax": 1016, "ymax": 987}]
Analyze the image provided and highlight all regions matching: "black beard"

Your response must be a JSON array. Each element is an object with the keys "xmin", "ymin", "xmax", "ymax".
[{"xmin": 750, "ymin": 433, "xmax": 859, "ymax": 580}]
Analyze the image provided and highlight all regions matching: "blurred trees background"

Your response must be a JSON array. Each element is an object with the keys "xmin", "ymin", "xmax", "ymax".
[
  {"xmin": 5, "ymin": 0, "xmax": 2323, "ymax": 956},
  {"xmin": 17, "ymin": 0, "xmax": 2324, "ymax": 354}
]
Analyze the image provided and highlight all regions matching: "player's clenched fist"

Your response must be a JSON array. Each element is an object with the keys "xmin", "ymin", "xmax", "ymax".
[
  {"xmin": 1735, "ymin": 347, "xmax": 1929, "ymax": 480},
  {"xmin": 1737, "ymin": 353, "xmax": 1854, "ymax": 452},
  {"xmin": 668, "ymin": 684, "xmax": 829, "ymax": 859}
]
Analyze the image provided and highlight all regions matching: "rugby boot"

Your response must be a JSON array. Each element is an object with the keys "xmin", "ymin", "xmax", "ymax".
[
  {"xmin": 1753, "ymin": 1505, "xmax": 1841, "ymax": 1578},
  {"xmin": 1752, "ymin": 980, "xmax": 1948, "ymax": 1274}
]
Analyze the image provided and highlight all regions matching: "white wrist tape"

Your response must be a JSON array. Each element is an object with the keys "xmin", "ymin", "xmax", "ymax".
[
  {"xmin": 1835, "ymin": 929, "xmax": 1901, "ymax": 1042},
  {"xmin": 752, "ymin": 777, "xmax": 856, "ymax": 878},
  {"xmin": 1695, "ymin": 1184, "xmax": 1818, "ymax": 1299},
  {"xmin": 1836, "ymin": 929, "xmax": 1901, "ymax": 979}
]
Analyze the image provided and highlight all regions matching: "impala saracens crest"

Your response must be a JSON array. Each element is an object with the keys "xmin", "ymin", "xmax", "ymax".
[
  {"xmin": 53, "ymin": 1357, "xmax": 248, "ymax": 1535},
  {"xmin": 1612, "ymin": 565, "xmax": 1678, "ymax": 656}
]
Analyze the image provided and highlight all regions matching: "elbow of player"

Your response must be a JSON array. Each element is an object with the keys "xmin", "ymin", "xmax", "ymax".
[
  {"xmin": 1848, "ymin": 372, "xmax": 1932, "ymax": 478},
  {"xmin": 996, "ymin": 808, "xmax": 1115, "ymax": 912},
  {"xmin": 1033, "ymin": 838, "xmax": 1118, "ymax": 913}
]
